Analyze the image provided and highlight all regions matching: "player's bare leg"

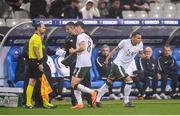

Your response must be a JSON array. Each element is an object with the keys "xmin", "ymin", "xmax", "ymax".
[
  {"xmin": 96, "ymin": 78, "xmax": 114, "ymax": 107},
  {"xmin": 71, "ymin": 76, "xmax": 97, "ymax": 109}
]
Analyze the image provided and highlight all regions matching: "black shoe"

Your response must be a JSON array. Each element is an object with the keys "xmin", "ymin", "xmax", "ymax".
[
  {"xmin": 124, "ymin": 102, "xmax": 135, "ymax": 108},
  {"xmin": 43, "ymin": 105, "xmax": 57, "ymax": 109},
  {"xmin": 34, "ymin": 105, "xmax": 43, "ymax": 108},
  {"xmin": 24, "ymin": 105, "xmax": 33, "ymax": 109},
  {"xmin": 55, "ymin": 95, "xmax": 63, "ymax": 101},
  {"xmin": 96, "ymin": 102, "xmax": 102, "ymax": 108}
]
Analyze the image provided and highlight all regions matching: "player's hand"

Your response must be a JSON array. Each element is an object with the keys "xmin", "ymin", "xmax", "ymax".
[
  {"xmin": 56, "ymin": 47, "xmax": 61, "ymax": 51},
  {"xmin": 104, "ymin": 58, "xmax": 109, "ymax": 64},
  {"xmin": 38, "ymin": 64, "xmax": 44, "ymax": 72},
  {"xmin": 69, "ymin": 48, "xmax": 75, "ymax": 54}
]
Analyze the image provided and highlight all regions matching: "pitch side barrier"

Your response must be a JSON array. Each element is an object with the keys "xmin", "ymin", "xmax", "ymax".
[{"xmin": 33, "ymin": 18, "xmax": 180, "ymax": 26}]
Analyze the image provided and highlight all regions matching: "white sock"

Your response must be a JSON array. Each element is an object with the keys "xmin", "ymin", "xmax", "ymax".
[
  {"xmin": 77, "ymin": 84, "xmax": 93, "ymax": 94},
  {"xmin": 96, "ymin": 83, "xmax": 109, "ymax": 102},
  {"xmin": 74, "ymin": 90, "xmax": 82, "ymax": 104},
  {"xmin": 124, "ymin": 84, "xmax": 132, "ymax": 104}
]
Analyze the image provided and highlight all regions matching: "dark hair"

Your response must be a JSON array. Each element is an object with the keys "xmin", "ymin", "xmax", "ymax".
[
  {"xmin": 131, "ymin": 32, "xmax": 141, "ymax": 38},
  {"xmin": 71, "ymin": 0, "xmax": 79, "ymax": 3},
  {"xmin": 75, "ymin": 21, "xmax": 85, "ymax": 29},
  {"xmin": 35, "ymin": 23, "xmax": 43, "ymax": 30},
  {"xmin": 164, "ymin": 45, "xmax": 172, "ymax": 50},
  {"xmin": 65, "ymin": 22, "xmax": 75, "ymax": 27},
  {"xmin": 112, "ymin": 0, "xmax": 120, "ymax": 3}
]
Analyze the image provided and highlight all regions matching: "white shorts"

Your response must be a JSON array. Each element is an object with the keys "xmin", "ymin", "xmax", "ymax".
[{"xmin": 121, "ymin": 60, "xmax": 137, "ymax": 77}]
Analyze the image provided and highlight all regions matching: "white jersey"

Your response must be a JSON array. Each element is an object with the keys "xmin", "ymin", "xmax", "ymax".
[
  {"xmin": 113, "ymin": 39, "xmax": 143, "ymax": 67},
  {"xmin": 76, "ymin": 33, "xmax": 93, "ymax": 67}
]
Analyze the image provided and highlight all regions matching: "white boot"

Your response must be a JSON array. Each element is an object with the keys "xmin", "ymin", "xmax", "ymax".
[
  {"xmin": 160, "ymin": 93, "xmax": 168, "ymax": 99},
  {"xmin": 152, "ymin": 94, "xmax": 162, "ymax": 100}
]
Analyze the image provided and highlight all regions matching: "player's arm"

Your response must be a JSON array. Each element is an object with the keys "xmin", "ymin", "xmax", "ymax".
[
  {"xmin": 33, "ymin": 39, "xmax": 43, "ymax": 71},
  {"xmin": 104, "ymin": 46, "xmax": 120, "ymax": 64},
  {"xmin": 139, "ymin": 51, "xmax": 146, "ymax": 59},
  {"xmin": 33, "ymin": 47, "xmax": 41, "ymax": 60},
  {"xmin": 69, "ymin": 41, "xmax": 85, "ymax": 54},
  {"xmin": 104, "ymin": 40, "xmax": 125, "ymax": 64},
  {"xmin": 138, "ymin": 42, "xmax": 146, "ymax": 59}
]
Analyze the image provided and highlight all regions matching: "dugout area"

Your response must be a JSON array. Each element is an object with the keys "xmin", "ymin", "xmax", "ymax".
[{"xmin": 0, "ymin": 19, "xmax": 180, "ymax": 109}]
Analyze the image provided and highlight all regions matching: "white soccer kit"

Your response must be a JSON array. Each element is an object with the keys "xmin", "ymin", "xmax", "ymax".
[
  {"xmin": 75, "ymin": 33, "xmax": 93, "ymax": 68},
  {"xmin": 113, "ymin": 39, "xmax": 143, "ymax": 76}
]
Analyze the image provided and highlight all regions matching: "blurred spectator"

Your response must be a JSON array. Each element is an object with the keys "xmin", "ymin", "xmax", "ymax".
[
  {"xmin": 108, "ymin": 0, "xmax": 123, "ymax": 18},
  {"xmin": 171, "ymin": 0, "xmax": 180, "ymax": 3},
  {"xmin": 62, "ymin": 0, "xmax": 82, "ymax": 18},
  {"xmin": 48, "ymin": 0, "xmax": 65, "ymax": 18},
  {"xmin": 5, "ymin": 0, "xmax": 23, "ymax": 11},
  {"xmin": 120, "ymin": 0, "xmax": 132, "ymax": 10},
  {"xmin": 131, "ymin": 0, "xmax": 150, "ymax": 11},
  {"xmin": 80, "ymin": 0, "xmax": 100, "ymax": 19},
  {"xmin": 45, "ymin": 0, "xmax": 55, "ymax": 13},
  {"xmin": 136, "ymin": 47, "xmax": 161, "ymax": 99},
  {"xmin": 158, "ymin": 46, "xmax": 179, "ymax": 99},
  {"xmin": 147, "ymin": 0, "xmax": 160, "ymax": 3},
  {"xmin": 98, "ymin": 0, "xmax": 109, "ymax": 18},
  {"xmin": 121, "ymin": 0, "xmax": 150, "ymax": 11},
  {"xmin": 30, "ymin": 0, "xmax": 48, "ymax": 18},
  {"xmin": 0, "ymin": 0, "xmax": 7, "ymax": 17},
  {"xmin": 96, "ymin": 44, "xmax": 120, "ymax": 100}
]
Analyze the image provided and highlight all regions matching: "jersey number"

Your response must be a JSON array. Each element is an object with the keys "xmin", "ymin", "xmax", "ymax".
[{"xmin": 87, "ymin": 41, "xmax": 92, "ymax": 53}]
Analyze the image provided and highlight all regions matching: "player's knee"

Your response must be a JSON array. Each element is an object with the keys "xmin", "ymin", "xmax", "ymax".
[
  {"xmin": 29, "ymin": 79, "xmax": 36, "ymax": 86},
  {"xmin": 106, "ymin": 79, "xmax": 113, "ymax": 86},
  {"xmin": 125, "ymin": 79, "xmax": 133, "ymax": 85},
  {"xmin": 73, "ymin": 83, "xmax": 79, "ymax": 90}
]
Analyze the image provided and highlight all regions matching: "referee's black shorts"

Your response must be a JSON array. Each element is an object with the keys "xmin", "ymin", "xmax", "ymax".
[{"xmin": 28, "ymin": 59, "xmax": 43, "ymax": 79}]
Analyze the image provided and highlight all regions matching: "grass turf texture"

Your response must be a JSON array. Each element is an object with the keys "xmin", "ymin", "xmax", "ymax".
[{"xmin": 0, "ymin": 100, "xmax": 180, "ymax": 115}]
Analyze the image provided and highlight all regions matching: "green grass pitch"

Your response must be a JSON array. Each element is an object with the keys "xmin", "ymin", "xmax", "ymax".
[{"xmin": 0, "ymin": 100, "xmax": 180, "ymax": 115}]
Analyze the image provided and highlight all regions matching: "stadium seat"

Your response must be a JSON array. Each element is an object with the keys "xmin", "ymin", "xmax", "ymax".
[
  {"xmin": 148, "ymin": 11, "xmax": 162, "ymax": 18},
  {"xmin": 64, "ymin": 80, "xmax": 71, "ymax": 89},
  {"xmin": 163, "ymin": 3, "xmax": 176, "ymax": 12},
  {"xmin": 122, "ymin": 11, "xmax": 135, "ymax": 19},
  {"xmin": 91, "ymin": 80, "xmax": 105, "ymax": 89},
  {"xmin": 152, "ymin": 47, "xmax": 163, "ymax": 60},
  {"xmin": 19, "ymin": 18, "xmax": 32, "ymax": 22},
  {"xmin": 162, "ymin": 11, "xmax": 175, "ymax": 19},
  {"xmin": 91, "ymin": 47, "xmax": 100, "ymax": 80},
  {"xmin": 175, "ymin": 3, "xmax": 180, "ymax": 12},
  {"xmin": 172, "ymin": 48, "xmax": 180, "ymax": 75},
  {"xmin": 0, "ymin": 19, "xmax": 6, "ymax": 26},
  {"xmin": 150, "ymin": 3, "xmax": 163, "ymax": 12},
  {"xmin": 90, "ymin": 47, "xmax": 104, "ymax": 88},
  {"xmin": 6, "ymin": 46, "xmax": 23, "ymax": 87},
  {"xmin": 159, "ymin": 0, "xmax": 171, "ymax": 3},
  {"xmin": 135, "ymin": 11, "xmax": 148, "ymax": 19},
  {"xmin": 172, "ymin": 48, "xmax": 180, "ymax": 61},
  {"xmin": 90, "ymin": 68, "xmax": 96, "ymax": 81},
  {"xmin": 8, "ymin": 18, "xmax": 31, "ymax": 26},
  {"xmin": 6, "ymin": 19, "xmax": 21, "ymax": 27},
  {"xmin": 112, "ymin": 81, "xmax": 123, "ymax": 88},
  {"xmin": 14, "ymin": 10, "xmax": 29, "ymax": 19},
  {"xmin": 175, "ymin": 11, "xmax": 180, "ymax": 18}
]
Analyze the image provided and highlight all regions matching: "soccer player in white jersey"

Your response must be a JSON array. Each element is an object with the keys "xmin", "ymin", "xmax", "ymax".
[
  {"xmin": 69, "ymin": 21, "xmax": 97, "ymax": 109},
  {"xmin": 96, "ymin": 32, "xmax": 145, "ymax": 107}
]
